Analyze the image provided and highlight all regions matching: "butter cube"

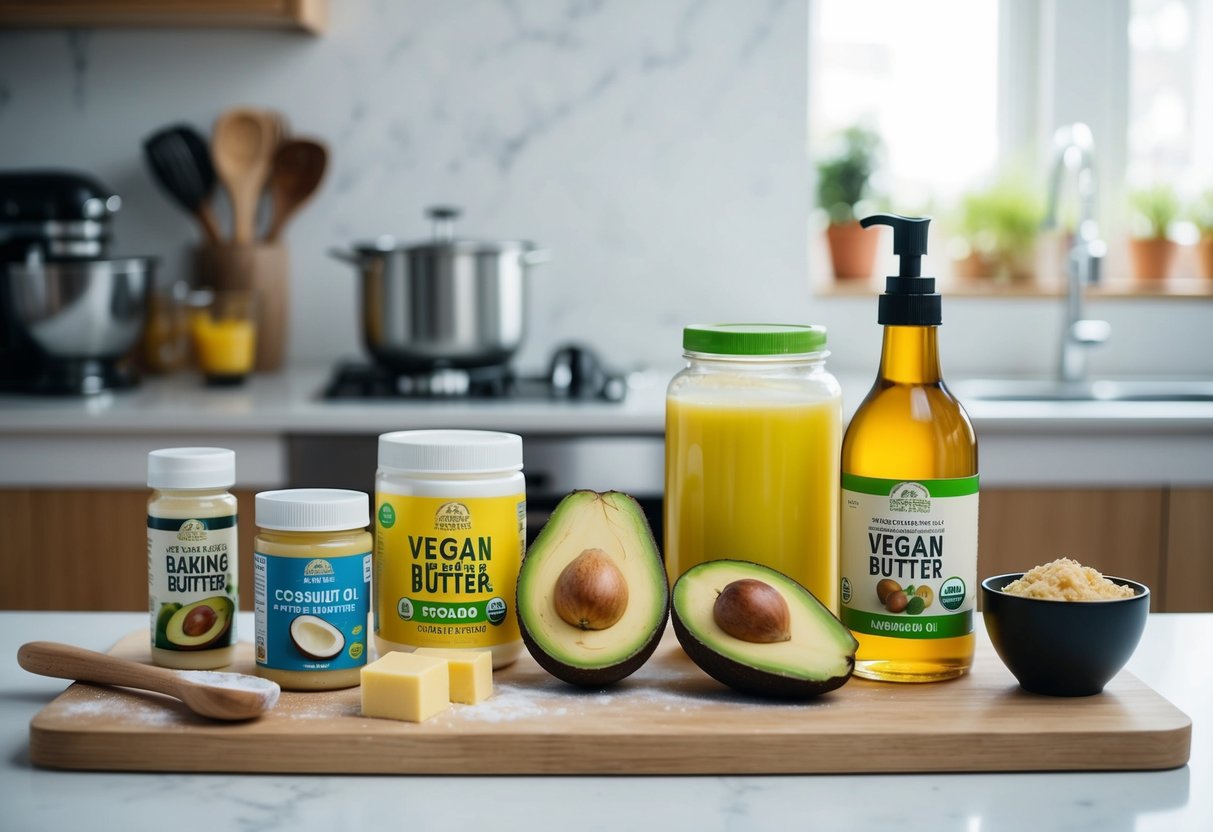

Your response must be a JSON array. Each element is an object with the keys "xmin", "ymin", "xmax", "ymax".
[
  {"xmin": 360, "ymin": 652, "xmax": 450, "ymax": 723},
  {"xmin": 414, "ymin": 648, "xmax": 494, "ymax": 705}
]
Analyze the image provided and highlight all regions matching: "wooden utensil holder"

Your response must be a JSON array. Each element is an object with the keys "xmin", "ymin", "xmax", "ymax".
[{"xmin": 194, "ymin": 243, "xmax": 289, "ymax": 372}]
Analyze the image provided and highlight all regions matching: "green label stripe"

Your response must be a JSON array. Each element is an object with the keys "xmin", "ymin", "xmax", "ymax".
[
  {"xmin": 147, "ymin": 515, "xmax": 237, "ymax": 531},
  {"xmin": 842, "ymin": 473, "xmax": 980, "ymax": 498},
  {"xmin": 842, "ymin": 608, "xmax": 973, "ymax": 639},
  {"xmin": 407, "ymin": 598, "xmax": 491, "ymax": 625}
]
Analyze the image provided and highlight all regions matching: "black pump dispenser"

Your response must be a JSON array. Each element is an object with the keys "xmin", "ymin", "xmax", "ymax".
[{"xmin": 860, "ymin": 213, "xmax": 941, "ymax": 326}]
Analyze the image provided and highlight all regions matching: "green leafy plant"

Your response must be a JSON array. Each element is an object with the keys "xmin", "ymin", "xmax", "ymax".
[
  {"xmin": 1128, "ymin": 185, "xmax": 1180, "ymax": 239},
  {"xmin": 954, "ymin": 176, "xmax": 1042, "ymax": 281},
  {"xmin": 815, "ymin": 125, "xmax": 882, "ymax": 225},
  {"xmin": 959, "ymin": 178, "xmax": 1042, "ymax": 258},
  {"xmin": 1188, "ymin": 189, "xmax": 1213, "ymax": 237}
]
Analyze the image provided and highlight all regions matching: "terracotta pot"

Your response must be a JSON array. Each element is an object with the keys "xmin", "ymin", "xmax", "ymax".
[
  {"xmin": 826, "ymin": 221, "xmax": 879, "ymax": 280},
  {"xmin": 1127, "ymin": 237, "xmax": 1177, "ymax": 282},
  {"xmin": 953, "ymin": 252, "xmax": 991, "ymax": 282},
  {"xmin": 1197, "ymin": 237, "xmax": 1213, "ymax": 281}
]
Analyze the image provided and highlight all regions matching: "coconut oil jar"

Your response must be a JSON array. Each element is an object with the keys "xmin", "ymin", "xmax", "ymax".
[{"xmin": 254, "ymin": 488, "xmax": 372, "ymax": 690}]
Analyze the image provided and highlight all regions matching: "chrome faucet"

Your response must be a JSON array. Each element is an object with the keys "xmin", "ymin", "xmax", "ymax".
[{"xmin": 1044, "ymin": 123, "xmax": 1110, "ymax": 384}]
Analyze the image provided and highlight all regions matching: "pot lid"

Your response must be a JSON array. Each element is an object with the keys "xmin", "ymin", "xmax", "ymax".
[{"xmin": 352, "ymin": 206, "xmax": 538, "ymax": 255}]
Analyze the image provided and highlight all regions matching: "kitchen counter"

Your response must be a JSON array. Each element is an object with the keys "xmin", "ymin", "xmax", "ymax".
[
  {"xmin": 1, "ymin": 364, "xmax": 1211, "ymax": 488},
  {"xmin": 2, "ymin": 610, "xmax": 1208, "ymax": 831}
]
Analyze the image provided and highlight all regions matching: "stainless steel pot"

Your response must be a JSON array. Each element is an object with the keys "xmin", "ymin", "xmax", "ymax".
[
  {"xmin": 331, "ymin": 207, "xmax": 547, "ymax": 371},
  {"xmin": 6, "ymin": 257, "xmax": 154, "ymax": 359}
]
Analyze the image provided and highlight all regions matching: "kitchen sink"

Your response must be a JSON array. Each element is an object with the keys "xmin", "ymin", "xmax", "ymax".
[{"xmin": 951, "ymin": 378, "xmax": 1213, "ymax": 403}]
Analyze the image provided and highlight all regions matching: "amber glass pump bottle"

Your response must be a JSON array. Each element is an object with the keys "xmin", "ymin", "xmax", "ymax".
[{"xmin": 839, "ymin": 214, "xmax": 979, "ymax": 683}]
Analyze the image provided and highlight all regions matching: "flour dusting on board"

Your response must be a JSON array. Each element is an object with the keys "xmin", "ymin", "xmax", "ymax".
[{"xmin": 54, "ymin": 687, "xmax": 181, "ymax": 726}]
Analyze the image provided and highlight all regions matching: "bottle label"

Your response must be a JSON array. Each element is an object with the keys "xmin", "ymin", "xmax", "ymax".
[
  {"xmin": 253, "ymin": 550, "xmax": 371, "ymax": 671},
  {"xmin": 839, "ymin": 474, "xmax": 979, "ymax": 639},
  {"xmin": 147, "ymin": 515, "xmax": 238, "ymax": 652},
  {"xmin": 374, "ymin": 493, "xmax": 525, "ymax": 649}
]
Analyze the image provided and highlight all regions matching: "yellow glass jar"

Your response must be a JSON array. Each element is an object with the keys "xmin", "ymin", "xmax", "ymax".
[
  {"xmin": 665, "ymin": 324, "xmax": 842, "ymax": 611},
  {"xmin": 254, "ymin": 489, "xmax": 372, "ymax": 690}
]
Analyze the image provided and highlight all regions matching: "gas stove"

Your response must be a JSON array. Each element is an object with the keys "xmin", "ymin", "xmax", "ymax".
[{"xmin": 322, "ymin": 344, "xmax": 627, "ymax": 402}]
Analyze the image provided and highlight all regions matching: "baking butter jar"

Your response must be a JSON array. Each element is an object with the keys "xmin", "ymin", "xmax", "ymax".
[
  {"xmin": 254, "ymin": 488, "xmax": 372, "ymax": 690},
  {"xmin": 374, "ymin": 430, "xmax": 526, "ymax": 669},
  {"xmin": 147, "ymin": 447, "xmax": 239, "ymax": 670},
  {"xmin": 664, "ymin": 324, "xmax": 842, "ymax": 611}
]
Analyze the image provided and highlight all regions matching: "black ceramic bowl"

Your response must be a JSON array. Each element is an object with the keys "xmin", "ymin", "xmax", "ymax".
[{"xmin": 981, "ymin": 573, "xmax": 1150, "ymax": 697}]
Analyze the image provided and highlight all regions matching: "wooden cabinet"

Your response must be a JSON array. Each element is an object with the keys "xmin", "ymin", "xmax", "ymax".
[
  {"xmin": 978, "ymin": 486, "xmax": 1213, "ymax": 611},
  {"xmin": 0, "ymin": 1, "xmax": 326, "ymax": 34},
  {"xmin": 978, "ymin": 488, "xmax": 1166, "ymax": 599},
  {"xmin": 0, "ymin": 488, "xmax": 257, "ymax": 612},
  {"xmin": 3, "ymin": 486, "xmax": 1211, "ymax": 612},
  {"xmin": 1163, "ymin": 489, "xmax": 1213, "ymax": 611}
]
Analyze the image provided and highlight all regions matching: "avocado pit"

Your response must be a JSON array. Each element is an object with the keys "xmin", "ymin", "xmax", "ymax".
[
  {"xmin": 713, "ymin": 579, "xmax": 790, "ymax": 643},
  {"xmin": 554, "ymin": 547, "xmax": 629, "ymax": 631},
  {"xmin": 182, "ymin": 604, "xmax": 217, "ymax": 638}
]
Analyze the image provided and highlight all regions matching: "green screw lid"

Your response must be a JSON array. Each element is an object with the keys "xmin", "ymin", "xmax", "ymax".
[{"xmin": 682, "ymin": 324, "xmax": 827, "ymax": 356}]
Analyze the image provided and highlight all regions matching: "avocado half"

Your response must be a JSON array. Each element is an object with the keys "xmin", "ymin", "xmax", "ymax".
[
  {"xmin": 158, "ymin": 596, "xmax": 234, "ymax": 651},
  {"xmin": 671, "ymin": 560, "xmax": 858, "ymax": 699},
  {"xmin": 517, "ymin": 490, "xmax": 669, "ymax": 687}
]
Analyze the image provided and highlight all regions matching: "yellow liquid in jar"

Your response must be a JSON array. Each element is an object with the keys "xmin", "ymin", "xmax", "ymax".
[
  {"xmin": 190, "ymin": 312, "xmax": 255, "ymax": 376},
  {"xmin": 665, "ymin": 393, "xmax": 840, "ymax": 611},
  {"xmin": 842, "ymin": 327, "xmax": 977, "ymax": 682}
]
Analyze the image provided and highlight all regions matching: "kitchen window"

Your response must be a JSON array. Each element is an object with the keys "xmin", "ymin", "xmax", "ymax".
[{"xmin": 809, "ymin": 0, "xmax": 1213, "ymax": 292}]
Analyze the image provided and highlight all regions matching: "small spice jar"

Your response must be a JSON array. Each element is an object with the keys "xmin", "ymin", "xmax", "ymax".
[
  {"xmin": 254, "ymin": 488, "xmax": 372, "ymax": 690},
  {"xmin": 665, "ymin": 324, "xmax": 842, "ymax": 611},
  {"xmin": 374, "ymin": 430, "xmax": 526, "ymax": 669}
]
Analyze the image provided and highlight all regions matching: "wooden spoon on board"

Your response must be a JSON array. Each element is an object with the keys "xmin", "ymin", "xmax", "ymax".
[
  {"xmin": 17, "ymin": 641, "xmax": 280, "ymax": 722},
  {"xmin": 212, "ymin": 107, "xmax": 278, "ymax": 244},
  {"xmin": 263, "ymin": 138, "xmax": 328, "ymax": 242}
]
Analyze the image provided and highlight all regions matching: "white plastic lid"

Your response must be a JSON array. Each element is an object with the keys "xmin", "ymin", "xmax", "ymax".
[
  {"xmin": 147, "ymin": 447, "xmax": 235, "ymax": 489},
  {"xmin": 255, "ymin": 489, "xmax": 370, "ymax": 532},
  {"xmin": 378, "ymin": 429, "xmax": 523, "ymax": 474}
]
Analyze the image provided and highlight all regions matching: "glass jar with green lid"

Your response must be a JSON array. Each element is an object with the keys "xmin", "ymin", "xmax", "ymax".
[{"xmin": 665, "ymin": 324, "xmax": 842, "ymax": 611}]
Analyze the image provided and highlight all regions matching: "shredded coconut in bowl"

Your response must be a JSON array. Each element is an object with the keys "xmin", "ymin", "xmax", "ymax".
[{"xmin": 1001, "ymin": 557, "xmax": 1136, "ymax": 601}]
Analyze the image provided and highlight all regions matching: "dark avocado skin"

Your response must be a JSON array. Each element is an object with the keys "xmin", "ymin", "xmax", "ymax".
[
  {"xmin": 671, "ymin": 611, "xmax": 854, "ymax": 699},
  {"xmin": 670, "ymin": 560, "xmax": 856, "ymax": 700},
  {"xmin": 518, "ymin": 613, "xmax": 666, "ymax": 688},
  {"xmin": 516, "ymin": 490, "xmax": 669, "ymax": 688}
]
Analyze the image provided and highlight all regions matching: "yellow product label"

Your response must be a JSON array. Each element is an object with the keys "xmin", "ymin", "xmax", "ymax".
[{"xmin": 375, "ymin": 492, "xmax": 525, "ymax": 649}]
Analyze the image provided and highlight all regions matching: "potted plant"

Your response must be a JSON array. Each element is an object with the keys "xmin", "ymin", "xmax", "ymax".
[
  {"xmin": 1189, "ymin": 189, "xmax": 1213, "ymax": 281},
  {"xmin": 1127, "ymin": 185, "xmax": 1180, "ymax": 281},
  {"xmin": 816, "ymin": 125, "xmax": 882, "ymax": 280},
  {"xmin": 953, "ymin": 177, "xmax": 1043, "ymax": 284}
]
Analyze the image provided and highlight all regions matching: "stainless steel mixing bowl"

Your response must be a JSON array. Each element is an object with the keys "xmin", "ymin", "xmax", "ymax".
[{"xmin": 5, "ymin": 258, "xmax": 154, "ymax": 359}]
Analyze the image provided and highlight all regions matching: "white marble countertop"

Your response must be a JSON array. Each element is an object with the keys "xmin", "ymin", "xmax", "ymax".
[
  {"xmin": 2, "ymin": 611, "xmax": 1209, "ymax": 832},
  {"xmin": 1, "ymin": 364, "xmax": 1211, "ymax": 488}
]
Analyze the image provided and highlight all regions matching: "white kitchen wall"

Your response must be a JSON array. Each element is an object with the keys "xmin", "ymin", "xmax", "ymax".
[{"xmin": 1, "ymin": 0, "xmax": 1209, "ymax": 379}]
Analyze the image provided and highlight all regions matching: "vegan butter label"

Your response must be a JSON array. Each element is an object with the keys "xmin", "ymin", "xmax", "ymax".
[
  {"xmin": 840, "ymin": 475, "xmax": 978, "ymax": 640},
  {"xmin": 253, "ymin": 551, "xmax": 371, "ymax": 671},
  {"xmin": 375, "ymin": 493, "xmax": 525, "ymax": 648},
  {"xmin": 147, "ymin": 515, "xmax": 238, "ymax": 652}
]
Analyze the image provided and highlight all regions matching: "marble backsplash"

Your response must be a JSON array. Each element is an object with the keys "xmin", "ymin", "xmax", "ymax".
[{"xmin": 0, "ymin": 0, "xmax": 1208, "ymax": 378}]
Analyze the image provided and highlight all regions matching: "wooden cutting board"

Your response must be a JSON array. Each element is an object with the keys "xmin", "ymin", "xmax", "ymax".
[{"xmin": 28, "ymin": 628, "xmax": 1190, "ymax": 775}]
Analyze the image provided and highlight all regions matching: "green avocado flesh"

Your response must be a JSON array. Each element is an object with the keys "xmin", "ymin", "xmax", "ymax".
[
  {"xmin": 517, "ymin": 490, "xmax": 669, "ymax": 687},
  {"xmin": 672, "ymin": 560, "xmax": 858, "ymax": 699},
  {"xmin": 157, "ymin": 596, "xmax": 234, "ymax": 650}
]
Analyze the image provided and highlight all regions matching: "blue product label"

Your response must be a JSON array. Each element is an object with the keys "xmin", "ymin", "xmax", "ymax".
[{"xmin": 254, "ymin": 550, "xmax": 371, "ymax": 672}]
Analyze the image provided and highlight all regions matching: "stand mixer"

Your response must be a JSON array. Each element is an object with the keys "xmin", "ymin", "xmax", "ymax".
[{"xmin": 0, "ymin": 171, "xmax": 155, "ymax": 394}]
